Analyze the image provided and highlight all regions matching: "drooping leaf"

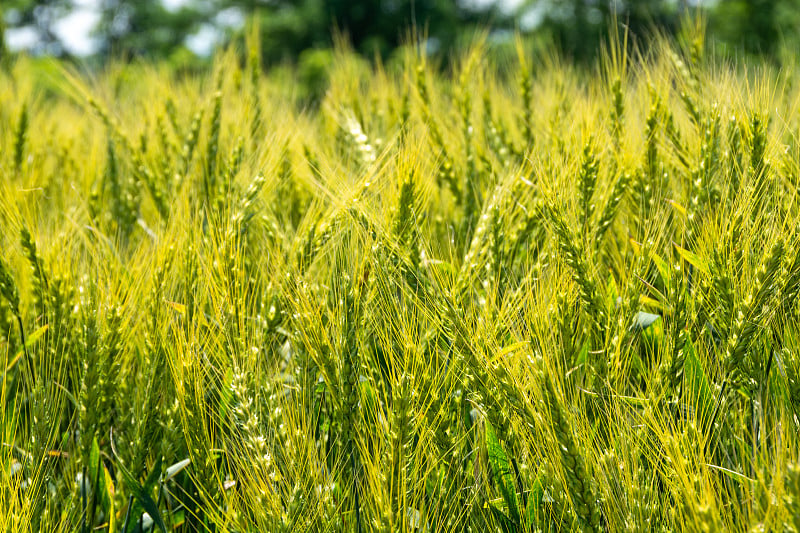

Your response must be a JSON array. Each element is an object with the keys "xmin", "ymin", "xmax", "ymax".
[
  {"xmin": 665, "ymin": 199, "xmax": 687, "ymax": 217},
  {"xmin": 112, "ymin": 449, "xmax": 168, "ymax": 533},
  {"xmin": 674, "ymin": 244, "xmax": 709, "ymax": 276}
]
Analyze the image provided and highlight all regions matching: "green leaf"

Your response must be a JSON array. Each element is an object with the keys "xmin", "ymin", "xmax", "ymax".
[
  {"xmin": 525, "ymin": 474, "xmax": 545, "ymax": 527},
  {"xmin": 575, "ymin": 340, "xmax": 590, "ymax": 366},
  {"xmin": 674, "ymin": 244, "xmax": 709, "ymax": 276},
  {"xmin": 488, "ymin": 503, "xmax": 516, "ymax": 533},
  {"xmin": 684, "ymin": 339, "xmax": 713, "ymax": 427},
  {"xmin": 112, "ymin": 450, "xmax": 168, "ymax": 533},
  {"xmin": 665, "ymin": 199, "xmax": 687, "ymax": 217},
  {"xmin": 650, "ymin": 253, "xmax": 669, "ymax": 282},
  {"xmin": 87, "ymin": 437, "xmax": 110, "ymax": 519},
  {"xmin": 143, "ymin": 455, "xmax": 163, "ymax": 493},
  {"xmin": 650, "ymin": 251, "xmax": 670, "ymax": 285},
  {"xmin": 629, "ymin": 350, "xmax": 647, "ymax": 378},
  {"xmin": 428, "ymin": 259, "xmax": 457, "ymax": 284},
  {"xmin": 639, "ymin": 295, "xmax": 667, "ymax": 313},
  {"xmin": 604, "ymin": 274, "xmax": 619, "ymax": 309},
  {"xmin": 7, "ymin": 323, "xmax": 49, "ymax": 371},
  {"xmin": 163, "ymin": 458, "xmax": 190, "ymax": 483},
  {"xmin": 486, "ymin": 422, "xmax": 520, "ymax": 525},
  {"xmin": 104, "ymin": 465, "xmax": 116, "ymax": 533},
  {"xmin": 641, "ymin": 313, "xmax": 664, "ymax": 347},
  {"xmin": 169, "ymin": 509, "xmax": 185, "ymax": 529}
]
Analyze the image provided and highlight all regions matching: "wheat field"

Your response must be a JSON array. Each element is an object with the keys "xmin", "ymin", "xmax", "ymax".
[{"xmin": 3, "ymin": 23, "xmax": 800, "ymax": 532}]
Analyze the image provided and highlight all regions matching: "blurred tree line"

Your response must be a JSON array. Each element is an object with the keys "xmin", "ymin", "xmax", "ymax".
[{"xmin": 2, "ymin": 0, "xmax": 800, "ymax": 66}]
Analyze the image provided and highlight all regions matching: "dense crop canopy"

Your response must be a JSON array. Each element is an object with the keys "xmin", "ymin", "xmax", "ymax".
[{"xmin": 3, "ymin": 28, "xmax": 800, "ymax": 532}]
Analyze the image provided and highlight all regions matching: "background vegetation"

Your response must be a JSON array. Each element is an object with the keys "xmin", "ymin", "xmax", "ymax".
[
  {"xmin": 3, "ymin": 0, "xmax": 800, "ymax": 68},
  {"xmin": 4, "ymin": 17, "xmax": 800, "ymax": 531}
]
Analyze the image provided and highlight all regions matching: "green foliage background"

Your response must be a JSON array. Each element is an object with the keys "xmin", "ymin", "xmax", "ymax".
[{"xmin": 3, "ymin": 0, "xmax": 800, "ymax": 66}]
